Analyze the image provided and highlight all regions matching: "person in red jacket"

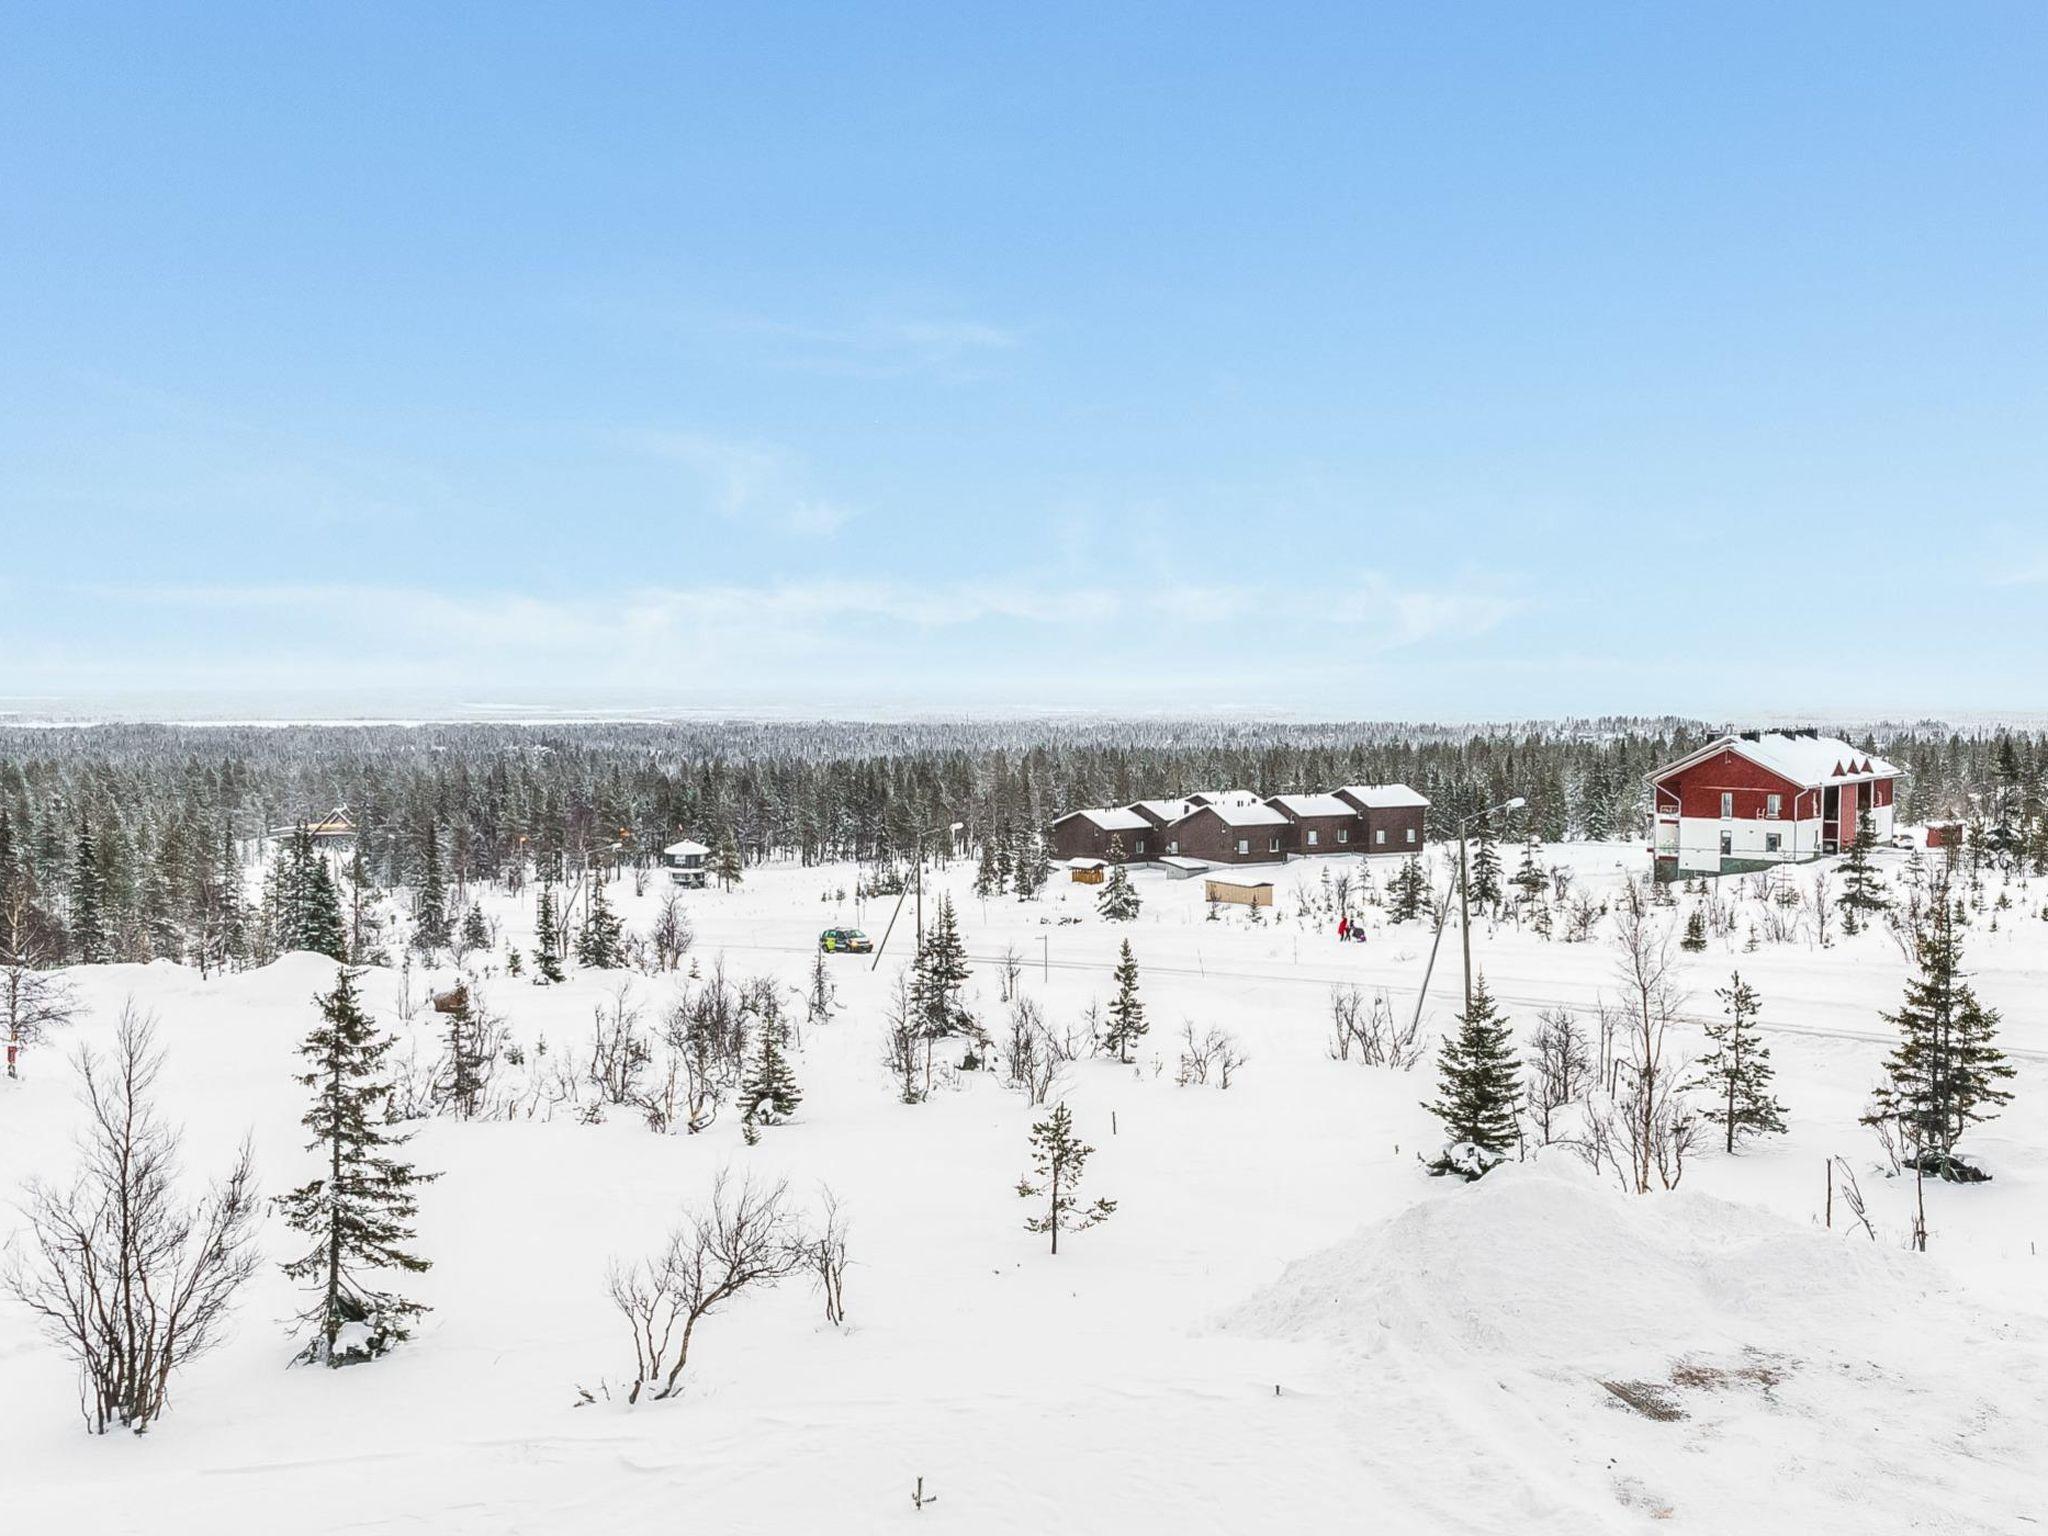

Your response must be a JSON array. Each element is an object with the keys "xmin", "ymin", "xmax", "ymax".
[{"xmin": 1337, "ymin": 914, "xmax": 1350, "ymax": 942}]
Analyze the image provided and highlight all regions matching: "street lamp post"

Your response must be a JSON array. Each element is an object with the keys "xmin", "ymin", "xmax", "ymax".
[{"xmin": 1410, "ymin": 794, "xmax": 1526, "ymax": 1039}]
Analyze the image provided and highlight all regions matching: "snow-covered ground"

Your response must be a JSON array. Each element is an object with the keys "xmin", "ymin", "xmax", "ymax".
[{"xmin": 4, "ymin": 841, "xmax": 2044, "ymax": 1533}]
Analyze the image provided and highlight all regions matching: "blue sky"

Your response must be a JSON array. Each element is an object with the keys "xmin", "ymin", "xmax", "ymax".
[{"xmin": 3, "ymin": 3, "xmax": 2044, "ymax": 720}]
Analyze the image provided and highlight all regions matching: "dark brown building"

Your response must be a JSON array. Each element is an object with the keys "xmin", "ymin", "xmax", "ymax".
[
  {"xmin": 1167, "ymin": 802, "xmax": 1294, "ymax": 864},
  {"xmin": 1126, "ymin": 797, "xmax": 1195, "ymax": 833},
  {"xmin": 1048, "ymin": 808, "xmax": 1158, "ymax": 863},
  {"xmin": 1333, "ymin": 784, "xmax": 1428, "ymax": 854},
  {"xmin": 1265, "ymin": 793, "xmax": 1364, "ymax": 855}
]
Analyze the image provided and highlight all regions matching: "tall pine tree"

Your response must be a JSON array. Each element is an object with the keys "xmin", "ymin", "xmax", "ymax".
[
  {"xmin": 1016, "ymin": 1102, "xmax": 1115, "ymax": 1255},
  {"xmin": 1101, "ymin": 939, "xmax": 1147, "ymax": 1063},
  {"xmin": 532, "ymin": 887, "xmax": 566, "ymax": 983},
  {"xmin": 276, "ymin": 967, "xmax": 436, "ymax": 1366},
  {"xmin": 71, "ymin": 820, "xmax": 109, "ymax": 964},
  {"xmin": 1096, "ymin": 863, "xmax": 1141, "ymax": 921},
  {"xmin": 1468, "ymin": 830, "xmax": 1503, "ymax": 911},
  {"xmin": 912, "ymin": 894, "xmax": 972, "ymax": 1037},
  {"xmin": 1696, "ymin": 971, "xmax": 1786, "ymax": 1153},
  {"xmin": 576, "ymin": 879, "xmax": 624, "ymax": 969},
  {"xmin": 411, "ymin": 827, "xmax": 451, "ymax": 955},
  {"xmin": 739, "ymin": 1027, "xmax": 802, "ymax": 1140},
  {"xmin": 1388, "ymin": 855, "xmax": 1429, "ymax": 923},
  {"xmin": 712, "ymin": 828, "xmax": 744, "ymax": 891},
  {"xmin": 1836, "ymin": 810, "xmax": 1890, "ymax": 934},
  {"xmin": 1422, "ymin": 972, "xmax": 1521, "ymax": 1178},
  {"xmin": 1863, "ymin": 886, "xmax": 2014, "ymax": 1179}
]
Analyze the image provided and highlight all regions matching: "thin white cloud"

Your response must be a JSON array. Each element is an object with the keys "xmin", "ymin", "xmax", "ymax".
[
  {"xmin": 625, "ymin": 430, "xmax": 855, "ymax": 536},
  {"xmin": 59, "ymin": 570, "xmax": 1522, "ymax": 699}
]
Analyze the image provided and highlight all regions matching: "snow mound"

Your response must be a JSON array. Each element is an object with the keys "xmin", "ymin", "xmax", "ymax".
[
  {"xmin": 1216, "ymin": 1160, "xmax": 2047, "ymax": 1533},
  {"xmin": 1220, "ymin": 1157, "xmax": 1926, "ymax": 1375}
]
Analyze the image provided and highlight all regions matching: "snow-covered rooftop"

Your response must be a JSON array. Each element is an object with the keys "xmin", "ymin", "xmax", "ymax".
[
  {"xmin": 1267, "ymin": 793, "xmax": 1357, "ymax": 819},
  {"xmin": 1188, "ymin": 789, "xmax": 1263, "ymax": 810},
  {"xmin": 1191, "ymin": 800, "xmax": 1290, "ymax": 828},
  {"xmin": 1053, "ymin": 807, "xmax": 1152, "ymax": 833},
  {"xmin": 663, "ymin": 839, "xmax": 710, "ymax": 857},
  {"xmin": 1336, "ymin": 783, "xmax": 1430, "ymax": 809},
  {"xmin": 1128, "ymin": 798, "xmax": 1195, "ymax": 824},
  {"xmin": 1656, "ymin": 733, "xmax": 1902, "ymax": 789}
]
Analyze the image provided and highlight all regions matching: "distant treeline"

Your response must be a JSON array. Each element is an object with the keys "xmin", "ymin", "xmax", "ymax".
[{"xmin": 0, "ymin": 717, "xmax": 2040, "ymax": 967}]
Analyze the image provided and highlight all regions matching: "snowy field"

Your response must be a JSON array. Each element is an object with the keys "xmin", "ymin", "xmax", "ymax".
[{"xmin": 3, "ymin": 840, "xmax": 2045, "ymax": 1534}]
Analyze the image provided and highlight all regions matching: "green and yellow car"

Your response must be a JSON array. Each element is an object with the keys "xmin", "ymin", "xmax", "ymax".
[{"xmin": 818, "ymin": 927, "xmax": 872, "ymax": 954}]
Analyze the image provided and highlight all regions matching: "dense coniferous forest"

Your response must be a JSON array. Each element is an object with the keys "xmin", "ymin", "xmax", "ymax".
[{"xmin": 0, "ymin": 717, "xmax": 2040, "ymax": 969}]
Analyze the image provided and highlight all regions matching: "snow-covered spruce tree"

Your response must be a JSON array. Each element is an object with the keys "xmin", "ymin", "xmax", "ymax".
[
  {"xmin": 577, "ymin": 878, "xmax": 625, "ymax": 969},
  {"xmin": 1422, "ymin": 972, "xmax": 1521, "ymax": 1179},
  {"xmin": 739, "ymin": 1027, "xmax": 801, "ymax": 1141},
  {"xmin": 1100, "ymin": 939, "xmax": 1147, "ymax": 1063},
  {"xmin": 342, "ymin": 840, "xmax": 383, "ymax": 966},
  {"xmin": 205, "ymin": 821, "xmax": 249, "ymax": 973},
  {"xmin": 532, "ymin": 887, "xmax": 566, "ymax": 983},
  {"xmin": 270, "ymin": 827, "xmax": 346, "ymax": 961},
  {"xmin": 1468, "ymin": 830, "xmax": 1503, "ymax": 912},
  {"xmin": 458, "ymin": 903, "xmax": 490, "ymax": 958},
  {"xmin": 1016, "ymin": 1102, "xmax": 1114, "ymax": 1255},
  {"xmin": 1696, "ymin": 971, "xmax": 1786, "ymax": 1154},
  {"xmin": 1862, "ymin": 887, "xmax": 2014, "ymax": 1180},
  {"xmin": 712, "ymin": 829, "xmax": 744, "ymax": 891},
  {"xmin": 438, "ymin": 987, "xmax": 496, "ymax": 1121},
  {"xmin": 1013, "ymin": 828, "xmax": 1051, "ymax": 900},
  {"xmin": 1681, "ymin": 907, "xmax": 1708, "ymax": 952},
  {"xmin": 411, "ymin": 827, "xmax": 451, "ymax": 956},
  {"xmin": 1096, "ymin": 863, "xmax": 1141, "ymax": 921},
  {"xmin": 1836, "ymin": 811, "xmax": 1890, "ymax": 935},
  {"xmin": 912, "ymin": 894, "xmax": 972, "ymax": 1038},
  {"xmin": 2, "ymin": 891, "xmax": 80, "ymax": 1078},
  {"xmin": 276, "ymin": 966, "xmax": 437, "ymax": 1366},
  {"xmin": 973, "ymin": 837, "xmax": 1002, "ymax": 899},
  {"xmin": 1388, "ymin": 855, "xmax": 1429, "ymax": 924},
  {"xmin": 805, "ymin": 950, "xmax": 835, "ymax": 1026},
  {"xmin": 71, "ymin": 820, "xmax": 110, "ymax": 964},
  {"xmin": 1511, "ymin": 837, "xmax": 1548, "ymax": 912}
]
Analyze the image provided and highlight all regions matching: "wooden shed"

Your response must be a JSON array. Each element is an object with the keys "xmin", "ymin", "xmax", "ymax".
[
  {"xmin": 1069, "ymin": 858, "xmax": 1106, "ymax": 885},
  {"xmin": 1203, "ymin": 877, "xmax": 1273, "ymax": 908}
]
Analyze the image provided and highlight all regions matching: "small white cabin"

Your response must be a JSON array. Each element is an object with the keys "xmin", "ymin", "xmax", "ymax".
[{"xmin": 663, "ymin": 839, "xmax": 711, "ymax": 888}]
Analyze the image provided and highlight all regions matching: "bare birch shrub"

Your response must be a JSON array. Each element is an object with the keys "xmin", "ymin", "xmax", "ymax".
[
  {"xmin": 650, "ymin": 894, "xmax": 694, "ymax": 972},
  {"xmin": 587, "ymin": 984, "xmax": 650, "ymax": 1109},
  {"xmin": 604, "ymin": 1172, "xmax": 802, "ymax": 1404},
  {"xmin": 881, "ymin": 971, "xmax": 925, "ymax": 1105},
  {"xmin": 4, "ymin": 1008, "xmax": 261, "ymax": 1433},
  {"xmin": 1175, "ymin": 1021, "xmax": 1248, "ymax": 1088},
  {"xmin": 1525, "ymin": 1006, "xmax": 1591, "ymax": 1145},
  {"xmin": 1328, "ymin": 984, "xmax": 1367, "ymax": 1061},
  {"xmin": 800, "ymin": 1186, "xmax": 852, "ymax": 1327},
  {"xmin": 1590, "ymin": 905, "xmax": 1701, "ymax": 1193}
]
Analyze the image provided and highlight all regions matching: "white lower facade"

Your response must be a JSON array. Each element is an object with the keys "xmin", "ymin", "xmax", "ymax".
[{"xmin": 1658, "ymin": 802, "xmax": 1894, "ymax": 874}]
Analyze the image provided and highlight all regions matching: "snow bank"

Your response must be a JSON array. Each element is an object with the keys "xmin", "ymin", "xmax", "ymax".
[
  {"xmin": 1220, "ymin": 1158, "xmax": 1915, "ymax": 1371},
  {"xmin": 1216, "ymin": 1159, "xmax": 2047, "ymax": 1534}
]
